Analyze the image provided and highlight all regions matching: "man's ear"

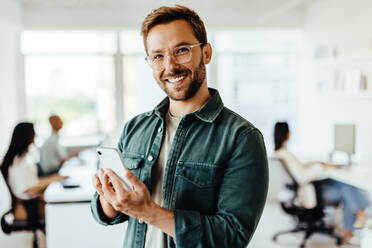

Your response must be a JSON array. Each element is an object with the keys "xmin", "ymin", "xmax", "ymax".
[{"xmin": 202, "ymin": 43, "xmax": 212, "ymax": 65}]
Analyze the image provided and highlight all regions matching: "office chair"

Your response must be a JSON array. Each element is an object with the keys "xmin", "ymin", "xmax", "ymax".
[
  {"xmin": 0, "ymin": 175, "xmax": 45, "ymax": 248},
  {"xmin": 272, "ymin": 158, "xmax": 342, "ymax": 248}
]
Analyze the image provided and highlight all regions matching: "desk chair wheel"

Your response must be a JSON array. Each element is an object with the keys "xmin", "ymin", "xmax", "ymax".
[{"xmin": 335, "ymin": 237, "xmax": 342, "ymax": 246}]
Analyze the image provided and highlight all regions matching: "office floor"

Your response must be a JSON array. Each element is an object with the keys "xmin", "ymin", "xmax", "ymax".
[
  {"xmin": 0, "ymin": 202, "xmax": 358, "ymax": 248},
  {"xmin": 250, "ymin": 202, "xmax": 357, "ymax": 248},
  {"xmin": 0, "ymin": 229, "xmax": 46, "ymax": 248}
]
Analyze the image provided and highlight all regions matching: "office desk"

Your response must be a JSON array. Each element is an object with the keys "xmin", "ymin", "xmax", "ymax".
[{"xmin": 44, "ymin": 161, "xmax": 126, "ymax": 248}]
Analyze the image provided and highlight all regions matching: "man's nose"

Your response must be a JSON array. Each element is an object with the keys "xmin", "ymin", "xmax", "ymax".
[{"xmin": 163, "ymin": 54, "xmax": 178, "ymax": 72}]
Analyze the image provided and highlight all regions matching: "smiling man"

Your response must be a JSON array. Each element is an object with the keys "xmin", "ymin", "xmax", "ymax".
[{"xmin": 91, "ymin": 5, "xmax": 268, "ymax": 248}]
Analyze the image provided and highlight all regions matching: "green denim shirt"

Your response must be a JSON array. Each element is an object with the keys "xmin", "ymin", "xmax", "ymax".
[{"xmin": 91, "ymin": 88, "xmax": 269, "ymax": 248}]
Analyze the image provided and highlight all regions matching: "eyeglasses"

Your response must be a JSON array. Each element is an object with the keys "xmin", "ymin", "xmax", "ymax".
[{"xmin": 145, "ymin": 43, "xmax": 204, "ymax": 71}]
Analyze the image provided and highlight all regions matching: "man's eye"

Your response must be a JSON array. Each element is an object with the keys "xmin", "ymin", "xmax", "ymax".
[
  {"xmin": 175, "ymin": 47, "xmax": 189, "ymax": 55},
  {"xmin": 152, "ymin": 54, "xmax": 163, "ymax": 61}
]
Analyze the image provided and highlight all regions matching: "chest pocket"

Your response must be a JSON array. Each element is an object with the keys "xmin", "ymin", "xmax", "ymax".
[
  {"xmin": 175, "ymin": 161, "xmax": 222, "ymax": 188},
  {"xmin": 122, "ymin": 152, "xmax": 144, "ymax": 178}
]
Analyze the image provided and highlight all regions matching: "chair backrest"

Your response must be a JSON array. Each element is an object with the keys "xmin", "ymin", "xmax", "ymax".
[
  {"xmin": 0, "ymin": 172, "xmax": 11, "ymax": 216},
  {"xmin": 0, "ymin": 169, "xmax": 44, "ymax": 234},
  {"xmin": 275, "ymin": 157, "xmax": 331, "ymax": 209},
  {"xmin": 273, "ymin": 157, "xmax": 299, "ymax": 190},
  {"xmin": 270, "ymin": 157, "xmax": 303, "ymax": 205},
  {"xmin": 267, "ymin": 157, "xmax": 298, "ymax": 203}
]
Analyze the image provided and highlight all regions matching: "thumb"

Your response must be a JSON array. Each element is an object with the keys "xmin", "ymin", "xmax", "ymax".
[{"xmin": 125, "ymin": 169, "xmax": 143, "ymax": 190}]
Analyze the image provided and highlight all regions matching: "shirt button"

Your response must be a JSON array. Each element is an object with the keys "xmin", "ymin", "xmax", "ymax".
[
  {"xmin": 148, "ymin": 155, "xmax": 154, "ymax": 161},
  {"xmin": 158, "ymin": 127, "xmax": 162, "ymax": 133}
]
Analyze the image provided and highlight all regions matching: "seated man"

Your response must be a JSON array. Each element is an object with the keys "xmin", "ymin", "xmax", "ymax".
[{"xmin": 39, "ymin": 115, "xmax": 75, "ymax": 176}]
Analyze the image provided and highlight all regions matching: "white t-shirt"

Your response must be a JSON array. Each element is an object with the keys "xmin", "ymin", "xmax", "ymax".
[
  {"xmin": 8, "ymin": 154, "xmax": 39, "ymax": 200},
  {"xmin": 144, "ymin": 112, "xmax": 181, "ymax": 248},
  {"xmin": 40, "ymin": 132, "xmax": 67, "ymax": 174}
]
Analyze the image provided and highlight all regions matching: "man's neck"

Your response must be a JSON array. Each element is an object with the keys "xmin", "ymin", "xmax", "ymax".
[{"xmin": 168, "ymin": 84, "xmax": 211, "ymax": 118}]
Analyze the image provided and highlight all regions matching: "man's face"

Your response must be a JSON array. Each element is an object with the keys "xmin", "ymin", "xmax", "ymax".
[{"xmin": 146, "ymin": 19, "xmax": 211, "ymax": 101}]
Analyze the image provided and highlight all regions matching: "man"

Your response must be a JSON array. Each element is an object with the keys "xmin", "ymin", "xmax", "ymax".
[
  {"xmin": 39, "ymin": 115, "xmax": 69, "ymax": 176},
  {"xmin": 91, "ymin": 5, "xmax": 268, "ymax": 248}
]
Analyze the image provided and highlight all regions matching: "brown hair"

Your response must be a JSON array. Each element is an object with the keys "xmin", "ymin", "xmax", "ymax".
[{"xmin": 141, "ymin": 5, "xmax": 208, "ymax": 54}]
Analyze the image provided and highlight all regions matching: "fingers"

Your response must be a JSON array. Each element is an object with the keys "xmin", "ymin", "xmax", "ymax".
[
  {"xmin": 92, "ymin": 174, "xmax": 104, "ymax": 196},
  {"xmin": 96, "ymin": 169, "xmax": 114, "ymax": 196},
  {"xmin": 104, "ymin": 169, "xmax": 131, "ymax": 193},
  {"xmin": 99, "ymin": 169, "xmax": 120, "ymax": 202},
  {"xmin": 97, "ymin": 169, "xmax": 110, "ymax": 188},
  {"xmin": 125, "ymin": 169, "xmax": 144, "ymax": 190},
  {"xmin": 101, "ymin": 169, "xmax": 130, "ymax": 212}
]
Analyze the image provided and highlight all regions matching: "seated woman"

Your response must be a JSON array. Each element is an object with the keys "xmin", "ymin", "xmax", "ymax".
[
  {"xmin": 274, "ymin": 122, "xmax": 370, "ymax": 244},
  {"xmin": 1, "ymin": 122, "xmax": 66, "ymax": 218}
]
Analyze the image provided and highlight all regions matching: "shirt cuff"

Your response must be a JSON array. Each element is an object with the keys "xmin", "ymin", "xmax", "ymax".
[
  {"xmin": 174, "ymin": 209, "xmax": 203, "ymax": 247},
  {"xmin": 90, "ymin": 192, "xmax": 128, "ymax": 225}
]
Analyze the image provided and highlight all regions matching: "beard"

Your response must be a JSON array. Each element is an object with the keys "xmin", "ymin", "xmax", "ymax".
[{"xmin": 156, "ymin": 58, "xmax": 206, "ymax": 101}]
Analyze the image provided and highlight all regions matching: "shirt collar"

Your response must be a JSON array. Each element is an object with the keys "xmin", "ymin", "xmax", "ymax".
[{"xmin": 153, "ymin": 88, "xmax": 224, "ymax": 123}]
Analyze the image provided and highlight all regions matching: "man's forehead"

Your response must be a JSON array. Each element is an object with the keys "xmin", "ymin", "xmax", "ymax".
[{"xmin": 146, "ymin": 19, "xmax": 198, "ymax": 52}]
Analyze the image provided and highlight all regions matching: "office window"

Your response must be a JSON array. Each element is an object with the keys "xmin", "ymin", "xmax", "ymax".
[
  {"xmin": 22, "ymin": 31, "xmax": 117, "ymax": 138},
  {"xmin": 215, "ymin": 30, "xmax": 301, "ymax": 150},
  {"xmin": 21, "ymin": 29, "xmax": 301, "ymax": 149}
]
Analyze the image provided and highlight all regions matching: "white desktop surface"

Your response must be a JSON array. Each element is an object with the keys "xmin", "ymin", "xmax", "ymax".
[
  {"xmin": 44, "ymin": 163, "xmax": 96, "ymax": 203},
  {"xmin": 44, "ymin": 153, "xmax": 127, "ymax": 248}
]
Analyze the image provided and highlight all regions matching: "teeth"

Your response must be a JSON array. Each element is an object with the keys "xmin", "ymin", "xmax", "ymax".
[{"xmin": 168, "ymin": 76, "xmax": 185, "ymax": 83}]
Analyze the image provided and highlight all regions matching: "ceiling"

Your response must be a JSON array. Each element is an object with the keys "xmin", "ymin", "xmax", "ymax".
[
  {"xmin": 19, "ymin": 0, "xmax": 311, "ymax": 12},
  {"xmin": 18, "ymin": 0, "xmax": 317, "ymax": 27}
]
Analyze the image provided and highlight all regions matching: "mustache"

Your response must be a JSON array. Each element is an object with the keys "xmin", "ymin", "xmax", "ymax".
[{"xmin": 162, "ymin": 68, "xmax": 190, "ymax": 80}]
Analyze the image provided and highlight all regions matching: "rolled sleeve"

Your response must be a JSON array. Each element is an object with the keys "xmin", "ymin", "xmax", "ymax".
[
  {"xmin": 174, "ymin": 128, "xmax": 269, "ymax": 248},
  {"xmin": 174, "ymin": 209, "xmax": 203, "ymax": 248},
  {"xmin": 90, "ymin": 192, "xmax": 129, "ymax": 226}
]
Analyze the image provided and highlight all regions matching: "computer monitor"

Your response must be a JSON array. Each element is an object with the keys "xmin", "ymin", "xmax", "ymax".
[{"xmin": 333, "ymin": 124, "xmax": 355, "ymax": 165}]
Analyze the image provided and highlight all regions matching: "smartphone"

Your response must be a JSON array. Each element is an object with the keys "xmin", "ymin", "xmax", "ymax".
[{"xmin": 96, "ymin": 146, "xmax": 133, "ymax": 191}]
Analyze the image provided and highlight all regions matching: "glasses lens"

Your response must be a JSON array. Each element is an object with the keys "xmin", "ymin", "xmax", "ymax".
[
  {"xmin": 147, "ymin": 44, "xmax": 197, "ymax": 71},
  {"xmin": 173, "ymin": 46, "xmax": 192, "ymax": 64},
  {"xmin": 145, "ymin": 55, "xmax": 161, "ymax": 71}
]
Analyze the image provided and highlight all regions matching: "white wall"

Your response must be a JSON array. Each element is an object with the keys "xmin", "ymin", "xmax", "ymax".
[
  {"xmin": 0, "ymin": 2, "xmax": 27, "ymax": 246},
  {"xmin": 298, "ymin": 0, "xmax": 372, "ymax": 161},
  {"xmin": 0, "ymin": 0, "xmax": 22, "ymax": 157}
]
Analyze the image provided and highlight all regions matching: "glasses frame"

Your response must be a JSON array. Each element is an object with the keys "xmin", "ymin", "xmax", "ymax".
[{"xmin": 145, "ymin": 43, "xmax": 204, "ymax": 71}]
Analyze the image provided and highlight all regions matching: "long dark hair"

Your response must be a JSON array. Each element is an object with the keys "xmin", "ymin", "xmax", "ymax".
[
  {"xmin": 274, "ymin": 122, "xmax": 289, "ymax": 151},
  {"xmin": 1, "ymin": 122, "xmax": 35, "ymax": 182}
]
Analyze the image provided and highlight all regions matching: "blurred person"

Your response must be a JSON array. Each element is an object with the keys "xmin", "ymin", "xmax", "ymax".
[
  {"xmin": 39, "ymin": 115, "xmax": 76, "ymax": 176},
  {"xmin": 0, "ymin": 122, "xmax": 66, "ymax": 218},
  {"xmin": 91, "ymin": 5, "xmax": 269, "ymax": 248},
  {"xmin": 274, "ymin": 121, "xmax": 370, "ymax": 244}
]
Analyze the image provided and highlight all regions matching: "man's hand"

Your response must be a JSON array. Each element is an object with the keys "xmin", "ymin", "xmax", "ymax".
[
  {"xmin": 95, "ymin": 168, "xmax": 156, "ymax": 222},
  {"xmin": 92, "ymin": 168, "xmax": 175, "ymax": 237},
  {"xmin": 321, "ymin": 162, "xmax": 338, "ymax": 169},
  {"xmin": 92, "ymin": 169, "xmax": 119, "ymax": 219}
]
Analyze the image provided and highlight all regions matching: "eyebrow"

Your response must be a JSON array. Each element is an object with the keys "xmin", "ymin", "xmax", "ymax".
[{"xmin": 150, "ymin": 42, "xmax": 193, "ymax": 54}]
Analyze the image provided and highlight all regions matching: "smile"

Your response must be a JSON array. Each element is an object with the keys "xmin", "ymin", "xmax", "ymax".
[{"xmin": 165, "ymin": 74, "xmax": 187, "ymax": 84}]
